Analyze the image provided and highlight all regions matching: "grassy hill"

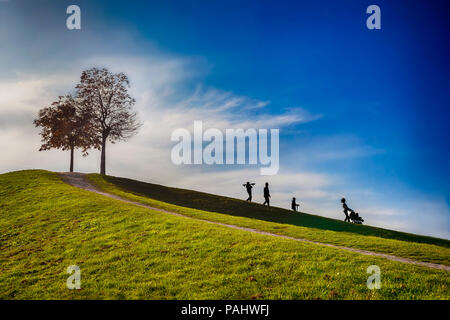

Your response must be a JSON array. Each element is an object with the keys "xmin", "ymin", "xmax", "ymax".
[
  {"xmin": 88, "ymin": 174, "xmax": 450, "ymax": 266},
  {"xmin": 90, "ymin": 174, "xmax": 449, "ymax": 246},
  {"xmin": 0, "ymin": 170, "xmax": 449, "ymax": 299}
]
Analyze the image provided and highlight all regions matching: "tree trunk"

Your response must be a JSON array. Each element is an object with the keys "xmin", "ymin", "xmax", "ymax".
[
  {"xmin": 70, "ymin": 146, "xmax": 74, "ymax": 172},
  {"xmin": 100, "ymin": 137, "xmax": 106, "ymax": 175}
]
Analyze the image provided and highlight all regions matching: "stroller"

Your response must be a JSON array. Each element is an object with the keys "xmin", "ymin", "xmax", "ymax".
[{"xmin": 349, "ymin": 211, "xmax": 364, "ymax": 224}]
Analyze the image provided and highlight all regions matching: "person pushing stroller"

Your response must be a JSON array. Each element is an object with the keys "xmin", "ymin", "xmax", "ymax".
[
  {"xmin": 341, "ymin": 198, "xmax": 364, "ymax": 224},
  {"xmin": 341, "ymin": 198, "xmax": 352, "ymax": 222}
]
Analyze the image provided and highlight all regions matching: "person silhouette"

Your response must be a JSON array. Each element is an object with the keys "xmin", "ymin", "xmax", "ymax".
[
  {"xmin": 243, "ymin": 182, "xmax": 255, "ymax": 202},
  {"xmin": 263, "ymin": 182, "xmax": 271, "ymax": 206},
  {"xmin": 291, "ymin": 197, "xmax": 300, "ymax": 212},
  {"xmin": 341, "ymin": 198, "xmax": 353, "ymax": 222}
]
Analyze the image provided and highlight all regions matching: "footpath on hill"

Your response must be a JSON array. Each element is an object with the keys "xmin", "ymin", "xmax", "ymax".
[{"xmin": 59, "ymin": 172, "xmax": 450, "ymax": 272}]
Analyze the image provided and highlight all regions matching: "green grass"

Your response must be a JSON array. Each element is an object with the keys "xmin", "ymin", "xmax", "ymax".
[
  {"xmin": 87, "ymin": 174, "xmax": 450, "ymax": 266},
  {"xmin": 0, "ymin": 170, "xmax": 449, "ymax": 299}
]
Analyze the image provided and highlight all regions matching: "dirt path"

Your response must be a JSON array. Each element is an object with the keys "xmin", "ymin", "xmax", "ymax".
[{"xmin": 59, "ymin": 172, "xmax": 450, "ymax": 272}]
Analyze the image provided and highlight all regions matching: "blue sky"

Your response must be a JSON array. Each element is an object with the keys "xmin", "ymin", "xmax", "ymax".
[{"xmin": 0, "ymin": 0, "xmax": 449, "ymax": 238}]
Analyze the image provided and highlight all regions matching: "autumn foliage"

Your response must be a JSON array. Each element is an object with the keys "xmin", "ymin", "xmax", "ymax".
[
  {"xmin": 34, "ymin": 68, "xmax": 140, "ymax": 174},
  {"xmin": 76, "ymin": 68, "xmax": 141, "ymax": 174}
]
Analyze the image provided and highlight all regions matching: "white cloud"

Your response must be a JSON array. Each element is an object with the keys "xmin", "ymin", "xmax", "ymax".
[{"xmin": 291, "ymin": 135, "xmax": 385, "ymax": 162}]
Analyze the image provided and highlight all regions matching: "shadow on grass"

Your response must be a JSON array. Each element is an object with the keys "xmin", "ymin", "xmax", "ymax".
[{"xmin": 103, "ymin": 175, "xmax": 450, "ymax": 248}]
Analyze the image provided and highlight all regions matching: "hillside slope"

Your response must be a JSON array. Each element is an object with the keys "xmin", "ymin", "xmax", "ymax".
[
  {"xmin": 88, "ymin": 174, "xmax": 450, "ymax": 266},
  {"xmin": 0, "ymin": 170, "xmax": 449, "ymax": 299}
]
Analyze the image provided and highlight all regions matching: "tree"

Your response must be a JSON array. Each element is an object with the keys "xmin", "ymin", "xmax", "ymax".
[
  {"xmin": 34, "ymin": 95, "xmax": 100, "ymax": 172},
  {"xmin": 76, "ymin": 68, "xmax": 141, "ymax": 175}
]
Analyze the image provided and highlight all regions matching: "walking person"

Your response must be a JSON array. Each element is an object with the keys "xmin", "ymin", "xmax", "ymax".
[
  {"xmin": 291, "ymin": 197, "xmax": 300, "ymax": 212},
  {"xmin": 243, "ymin": 182, "xmax": 255, "ymax": 202},
  {"xmin": 263, "ymin": 182, "xmax": 271, "ymax": 206},
  {"xmin": 341, "ymin": 198, "xmax": 353, "ymax": 222}
]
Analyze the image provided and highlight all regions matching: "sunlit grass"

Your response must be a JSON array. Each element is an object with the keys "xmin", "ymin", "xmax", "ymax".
[{"xmin": 0, "ymin": 170, "xmax": 448, "ymax": 299}]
